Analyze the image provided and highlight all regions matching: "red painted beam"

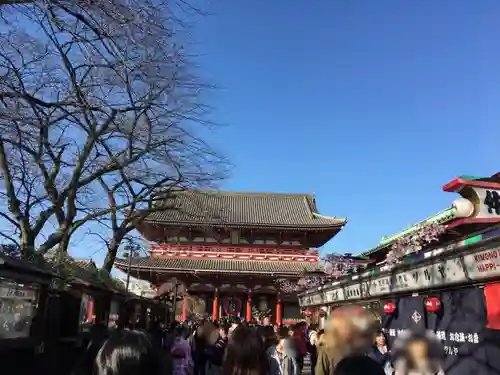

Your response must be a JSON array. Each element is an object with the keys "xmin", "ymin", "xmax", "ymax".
[
  {"xmin": 443, "ymin": 178, "xmax": 500, "ymax": 193},
  {"xmin": 445, "ymin": 217, "xmax": 500, "ymax": 229}
]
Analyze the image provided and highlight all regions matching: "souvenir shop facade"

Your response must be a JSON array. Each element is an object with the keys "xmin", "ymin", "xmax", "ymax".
[{"xmin": 299, "ymin": 226, "xmax": 500, "ymax": 375}]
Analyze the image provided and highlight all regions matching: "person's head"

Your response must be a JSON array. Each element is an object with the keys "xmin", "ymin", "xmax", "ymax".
[
  {"xmin": 374, "ymin": 330, "xmax": 387, "ymax": 347},
  {"xmin": 258, "ymin": 325, "xmax": 277, "ymax": 350},
  {"xmin": 333, "ymin": 355, "xmax": 385, "ymax": 375},
  {"xmin": 324, "ymin": 306, "xmax": 377, "ymax": 358},
  {"xmin": 406, "ymin": 339, "xmax": 429, "ymax": 363},
  {"xmin": 223, "ymin": 326, "xmax": 269, "ymax": 375},
  {"xmin": 220, "ymin": 324, "xmax": 230, "ymax": 340},
  {"xmin": 309, "ymin": 323, "xmax": 318, "ymax": 332},
  {"xmin": 196, "ymin": 321, "xmax": 218, "ymax": 344},
  {"xmin": 206, "ymin": 323, "xmax": 220, "ymax": 345},
  {"xmin": 174, "ymin": 323, "xmax": 189, "ymax": 339},
  {"xmin": 95, "ymin": 329, "xmax": 166, "ymax": 375},
  {"xmin": 276, "ymin": 337, "xmax": 287, "ymax": 354},
  {"xmin": 391, "ymin": 330, "xmax": 444, "ymax": 374},
  {"xmin": 278, "ymin": 327, "xmax": 289, "ymax": 340}
]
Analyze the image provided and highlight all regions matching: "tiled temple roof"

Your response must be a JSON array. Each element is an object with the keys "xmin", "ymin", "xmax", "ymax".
[
  {"xmin": 114, "ymin": 256, "xmax": 320, "ymax": 275},
  {"xmin": 142, "ymin": 190, "xmax": 346, "ymax": 231}
]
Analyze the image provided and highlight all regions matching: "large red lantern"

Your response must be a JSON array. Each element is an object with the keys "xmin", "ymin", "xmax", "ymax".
[
  {"xmin": 383, "ymin": 301, "xmax": 396, "ymax": 314},
  {"xmin": 424, "ymin": 297, "xmax": 441, "ymax": 313}
]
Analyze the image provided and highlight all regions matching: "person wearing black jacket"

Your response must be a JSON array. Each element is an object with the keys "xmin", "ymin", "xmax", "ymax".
[
  {"xmin": 205, "ymin": 323, "xmax": 227, "ymax": 375},
  {"xmin": 368, "ymin": 330, "xmax": 393, "ymax": 375},
  {"xmin": 192, "ymin": 325, "xmax": 208, "ymax": 375}
]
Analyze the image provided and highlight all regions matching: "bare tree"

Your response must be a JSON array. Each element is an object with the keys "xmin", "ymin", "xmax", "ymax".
[
  {"xmin": 0, "ymin": 0, "xmax": 227, "ymax": 259},
  {"xmin": 88, "ymin": 144, "xmax": 226, "ymax": 273}
]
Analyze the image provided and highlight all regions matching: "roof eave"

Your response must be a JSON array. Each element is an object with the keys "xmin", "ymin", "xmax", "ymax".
[
  {"xmin": 359, "ymin": 207, "xmax": 458, "ymax": 257},
  {"xmin": 114, "ymin": 263, "xmax": 309, "ymax": 276},
  {"xmin": 140, "ymin": 219, "xmax": 346, "ymax": 231}
]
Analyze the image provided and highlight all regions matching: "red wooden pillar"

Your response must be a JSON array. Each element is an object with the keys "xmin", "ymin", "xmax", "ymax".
[
  {"xmin": 212, "ymin": 288, "xmax": 219, "ymax": 321},
  {"xmin": 87, "ymin": 298, "xmax": 95, "ymax": 323},
  {"xmin": 245, "ymin": 292, "xmax": 252, "ymax": 322},
  {"xmin": 181, "ymin": 298, "xmax": 188, "ymax": 321},
  {"xmin": 275, "ymin": 293, "xmax": 282, "ymax": 326}
]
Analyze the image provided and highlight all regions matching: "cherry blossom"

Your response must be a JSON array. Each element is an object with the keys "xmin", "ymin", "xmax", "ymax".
[
  {"xmin": 276, "ymin": 253, "xmax": 360, "ymax": 293},
  {"xmin": 385, "ymin": 222, "xmax": 446, "ymax": 266}
]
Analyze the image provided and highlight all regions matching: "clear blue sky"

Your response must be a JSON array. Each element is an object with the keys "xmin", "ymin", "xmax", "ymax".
[
  {"xmin": 74, "ymin": 1, "xmax": 500, "ymax": 262},
  {"xmin": 191, "ymin": 0, "xmax": 500, "ymax": 253}
]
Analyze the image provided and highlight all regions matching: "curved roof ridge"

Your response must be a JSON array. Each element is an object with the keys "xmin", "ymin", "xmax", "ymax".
[
  {"xmin": 313, "ymin": 212, "xmax": 346, "ymax": 223},
  {"xmin": 183, "ymin": 189, "xmax": 316, "ymax": 198},
  {"xmin": 143, "ymin": 189, "xmax": 346, "ymax": 240}
]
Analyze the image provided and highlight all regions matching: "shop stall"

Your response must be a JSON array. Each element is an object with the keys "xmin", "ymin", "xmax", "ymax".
[
  {"xmin": 299, "ymin": 229, "xmax": 500, "ymax": 375},
  {"xmin": 0, "ymin": 253, "xmax": 57, "ymax": 375}
]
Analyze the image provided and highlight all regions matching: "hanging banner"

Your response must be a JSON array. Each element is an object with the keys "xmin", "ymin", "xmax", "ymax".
[
  {"xmin": 300, "ymin": 245, "xmax": 500, "ymax": 307},
  {"xmin": 384, "ymin": 287, "xmax": 500, "ymax": 375}
]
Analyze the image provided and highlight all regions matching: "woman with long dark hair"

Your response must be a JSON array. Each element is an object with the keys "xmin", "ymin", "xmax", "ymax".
[
  {"xmin": 368, "ymin": 330, "xmax": 393, "ymax": 375},
  {"xmin": 258, "ymin": 325, "xmax": 277, "ymax": 351},
  {"xmin": 391, "ymin": 330, "xmax": 445, "ymax": 375},
  {"xmin": 171, "ymin": 323, "xmax": 193, "ymax": 375},
  {"xmin": 95, "ymin": 329, "xmax": 168, "ymax": 375},
  {"xmin": 222, "ymin": 326, "xmax": 269, "ymax": 375}
]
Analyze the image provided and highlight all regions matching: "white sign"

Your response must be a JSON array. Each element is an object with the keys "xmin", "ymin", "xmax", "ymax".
[
  {"xmin": 471, "ymin": 187, "xmax": 500, "ymax": 219},
  {"xmin": 0, "ymin": 285, "xmax": 37, "ymax": 300},
  {"xmin": 299, "ymin": 246, "xmax": 500, "ymax": 307}
]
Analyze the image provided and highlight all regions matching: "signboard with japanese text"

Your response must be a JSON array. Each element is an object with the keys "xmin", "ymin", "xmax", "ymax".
[
  {"xmin": 0, "ymin": 284, "xmax": 37, "ymax": 300},
  {"xmin": 299, "ymin": 245, "xmax": 500, "ymax": 307},
  {"xmin": 325, "ymin": 288, "xmax": 344, "ymax": 303},
  {"xmin": 471, "ymin": 187, "xmax": 500, "ymax": 219},
  {"xmin": 0, "ymin": 281, "xmax": 38, "ymax": 339}
]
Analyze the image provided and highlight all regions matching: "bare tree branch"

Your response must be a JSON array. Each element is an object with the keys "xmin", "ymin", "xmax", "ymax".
[{"xmin": 0, "ymin": 0, "xmax": 228, "ymax": 259}]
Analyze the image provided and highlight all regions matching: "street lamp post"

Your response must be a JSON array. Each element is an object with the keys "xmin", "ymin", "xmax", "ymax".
[{"xmin": 123, "ymin": 244, "xmax": 140, "ymax": 292}]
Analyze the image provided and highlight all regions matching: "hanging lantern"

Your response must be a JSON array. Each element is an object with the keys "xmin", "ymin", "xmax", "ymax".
[
  {"xmin": 304, "ymin": 309, "xmax": 313, "ymax": 317},
  {"xmin": 383, "ymin": 301, "xmax": 396, "ymax": 314},
  {"xmin": 424, "ymin": 297, "xmax": 441, "ymax": 313},
  {"xmin": 318, "ymin": 310, "xmax": 326, "ymax": 318}
]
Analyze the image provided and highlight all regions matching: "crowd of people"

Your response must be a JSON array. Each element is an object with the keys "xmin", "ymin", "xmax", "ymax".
[{"xmin": 72, "ymin": 306, "xmax": 446, "ymax": 375}]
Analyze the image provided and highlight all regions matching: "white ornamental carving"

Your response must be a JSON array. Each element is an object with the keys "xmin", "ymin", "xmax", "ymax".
[{"xmin": 411, "ymin": 310, "xmax": 422, "ymax": 324}]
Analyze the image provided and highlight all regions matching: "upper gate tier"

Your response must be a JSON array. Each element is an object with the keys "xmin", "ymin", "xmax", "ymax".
[{"xmin": 136, "ymin": 190, "xmax": 346, "ymax": 248}]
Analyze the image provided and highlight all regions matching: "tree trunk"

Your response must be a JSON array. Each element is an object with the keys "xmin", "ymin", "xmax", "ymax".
[
  {"xmin": 20, "ymin": 228, "xmax": 35, "ymax": 258},
  {"xmin": 101, "ymin": 232, "xmax": 125, "ymax": 273}
]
